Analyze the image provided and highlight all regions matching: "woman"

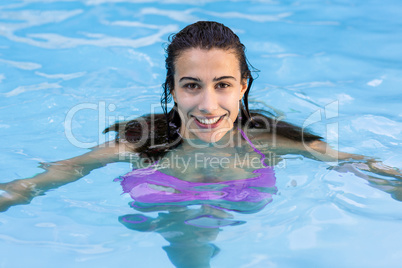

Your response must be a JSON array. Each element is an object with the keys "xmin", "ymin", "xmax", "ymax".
[{"xmin": 0, "ymin": 21, "xmax": 400, "ymax": 212}]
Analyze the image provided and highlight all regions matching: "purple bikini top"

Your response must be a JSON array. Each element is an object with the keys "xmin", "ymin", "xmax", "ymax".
[{"xmin": 115, "ymin": 129, "xmax": 277, "ymax": 210}]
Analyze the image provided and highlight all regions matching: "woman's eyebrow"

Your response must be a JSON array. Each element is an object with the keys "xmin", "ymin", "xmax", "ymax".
[
  {"xmin": 179, "ymin": 77, "xmax": 201, "ymax": 82},
  {"xmin": 213, "ymin": 76, "xmax": 237, "ymax": 81}
]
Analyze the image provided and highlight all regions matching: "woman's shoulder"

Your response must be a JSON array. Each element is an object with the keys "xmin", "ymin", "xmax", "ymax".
[
  {"xmin": 240, "ymin": 122, "xmax": 321, "ymax": 159},
  {"xmin": 246, "ymin": 110, "xmax": 322, "ymax": 142}
]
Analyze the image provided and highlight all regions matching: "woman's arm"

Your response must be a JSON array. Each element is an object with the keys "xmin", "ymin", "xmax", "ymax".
[
  {"xmin": 0, "ymin": 141, "xmax": 134, "ymax": 212},
  {"xmin": 272, "ymin": 137, "xmax": 402, "ymax": 200},
  {"xmin": 258, "ymin": 131, "xmax": 402, "ymax": 179},
  {"xmin": 305, "ymin": 140, "xmax": 402, "ymax": 179}
]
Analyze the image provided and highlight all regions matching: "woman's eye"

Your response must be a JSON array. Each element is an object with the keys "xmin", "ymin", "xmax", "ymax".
[
  {"xmin": 216, "ymin": 82, "xmax": 230, "ymax": 89},
  {"xmin": 183, "ymin": 83, "xmax": 200, "ymax": 90}
]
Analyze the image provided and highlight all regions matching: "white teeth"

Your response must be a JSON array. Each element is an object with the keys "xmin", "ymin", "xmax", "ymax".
[{"xmin": 196, "ymin": 116, "xmax": 221, "ymax": 125}]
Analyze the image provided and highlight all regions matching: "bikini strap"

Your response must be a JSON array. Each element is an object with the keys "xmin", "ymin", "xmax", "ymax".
[{"xmin": 238, "ymin": 128, "xmax": 269, "ymax": 167}]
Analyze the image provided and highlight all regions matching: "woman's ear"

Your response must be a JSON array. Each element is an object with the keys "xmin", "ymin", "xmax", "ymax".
[
  {"xmin": 239, "ymin": 80, "xmax": 248, "ymax": 100},
  {"xmin": 171, "ymin": 91, "xmax": 177, "ymax": 103}
]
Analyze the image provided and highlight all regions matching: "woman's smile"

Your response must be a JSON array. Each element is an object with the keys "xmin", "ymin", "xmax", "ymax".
[{"xmin": 192, "ymin": 115, "xmax": 226, "ymax": 128}]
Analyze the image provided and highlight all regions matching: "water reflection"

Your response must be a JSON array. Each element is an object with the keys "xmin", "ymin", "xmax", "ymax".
[
  {"xmin": 120, "ymin": 206, "xmax": 232, "ymax": 268},
  {"xmin": 118, "ymin": 172, "xmax": 277, "ymax": 268}
]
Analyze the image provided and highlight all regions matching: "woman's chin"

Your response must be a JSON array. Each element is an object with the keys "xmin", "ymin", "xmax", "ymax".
[{"xmin": 181, "ymin": 122, "xmax": 234, "ymax": 145}]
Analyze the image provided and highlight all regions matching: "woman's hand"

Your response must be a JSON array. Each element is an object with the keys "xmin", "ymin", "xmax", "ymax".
[
  {"xmin": 333, "ymin": 159, "xmax": 402, "ymax": 179},
  {"xmin": 364, "ymin": 160, "xmax": 402, "ymax": 179},
  {"xmin": 0, "ymin": 180, "xmax": 39, "ymax": 212},
  {"xmin": 331, "ymin": 161, "xmax": 402, "ymax": 201}
]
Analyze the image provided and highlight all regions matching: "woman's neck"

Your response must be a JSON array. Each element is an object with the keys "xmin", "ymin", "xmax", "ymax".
[{"xmin": 180, "ymin": 128, "xmax": 243, "ymax": 151}]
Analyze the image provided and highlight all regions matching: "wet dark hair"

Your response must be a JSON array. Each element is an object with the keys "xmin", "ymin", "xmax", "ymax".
[{"xmin": 104, "ymin": 21, "xmax": 322, "ymax": 160}]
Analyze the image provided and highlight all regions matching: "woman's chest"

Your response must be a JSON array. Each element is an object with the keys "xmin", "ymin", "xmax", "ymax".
[{"xmin": 158, "ymin": 149, "xmax": 268, "ymax": 182}]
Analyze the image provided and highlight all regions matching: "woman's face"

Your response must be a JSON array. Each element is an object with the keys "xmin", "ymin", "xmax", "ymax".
[{"xmin": 172, "ymin": 48, "xmax": 247, "ymax": 143}]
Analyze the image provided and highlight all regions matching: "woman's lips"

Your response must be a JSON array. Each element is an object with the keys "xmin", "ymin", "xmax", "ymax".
[{"xmin": 192, "ymin": 115, "xmax": 226, "ymax": 129}]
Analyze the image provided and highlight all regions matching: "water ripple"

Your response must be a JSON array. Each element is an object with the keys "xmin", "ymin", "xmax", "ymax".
[
  {"xmin": 3, "ymin": 82, "xmax": 62, "ymax": 97},
  {"xmin": 0, "ymin": 7, "xmax": 179, "ymax": 49},
  {"xmin": 204, "ymin": 10, "xmax": 292, "ymax": 22},
  {"xmin": 140, "ymin": 7, "xmax": 201, "ymax": 23},
  {"xmin": 352, "ymin": 115, "xmax": 402, "ymax": 139},
  {"xmin": 0, "ymin": 58, "xmax": 42, "ymax": 70},
  {"xmin": 11, "ymin": 24, "xmax": 177, "ymax": 49},
  {"xmin": 0, "ymin": 234, "xmax": 113, "ymax": 254},
  {"xmin": 0, "ymin": 9, "xmax": 83, "ymax": 29},
  {"xmin": 35, "ymin": 71, "xmax": 87, "ymax": 80}
]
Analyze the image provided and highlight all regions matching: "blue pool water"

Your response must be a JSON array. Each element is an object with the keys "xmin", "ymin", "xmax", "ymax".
[{"xmin": 1, "ymin": 0, "xmax": 402, "ymax": 267}]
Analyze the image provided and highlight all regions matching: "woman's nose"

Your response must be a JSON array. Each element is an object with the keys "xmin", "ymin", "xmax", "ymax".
[{"xmin": 198, "ymin": 89, "xmax": 218, "ymax": 113}]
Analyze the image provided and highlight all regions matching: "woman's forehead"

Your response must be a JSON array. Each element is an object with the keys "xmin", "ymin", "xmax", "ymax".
[{"xmin": 174, "ymin": 48, "xmax": 241, "ymax": 78}]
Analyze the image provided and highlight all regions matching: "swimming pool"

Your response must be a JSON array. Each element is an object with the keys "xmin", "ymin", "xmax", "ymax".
[{"xmin": 1, "ymin": 0, "xmax": 402, "ymax": 267}]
